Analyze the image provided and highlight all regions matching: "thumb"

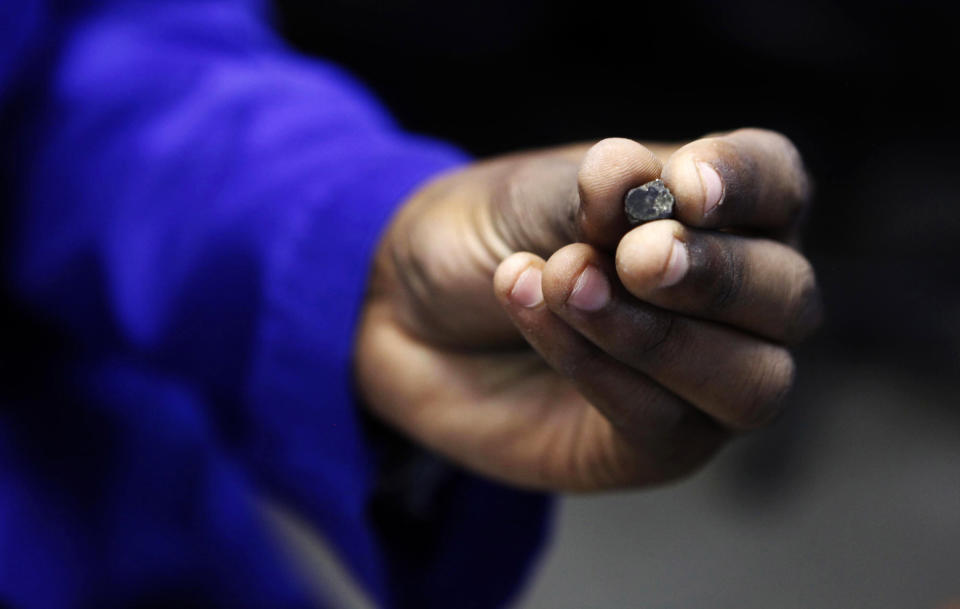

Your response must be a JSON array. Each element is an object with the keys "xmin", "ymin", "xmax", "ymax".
[
  {"xmin": 492, "ymin": 139, "xmax": 662, "ymax": 257},
  {"xmin": 575, "ymin": 138, "xmax": 663, "ymax": 251}
]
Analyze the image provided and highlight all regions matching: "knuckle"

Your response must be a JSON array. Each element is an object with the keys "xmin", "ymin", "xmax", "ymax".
[
  {"xmin": 730, "ymin": 350, "xmax": 795, "ymax": 430},
  {"xmin": 706, "ymin": 240, "xmax": 745, "ymax": 312},
  {"xmin": 548, "ymin": 337, "xmax": 599, "ymax": 381},
  {"xmin": 779, "ymin": 139, "xmax": 813, "ymax": 207},
  {"xmin": 747, "ymin": 129, "xmax": 812, "ymax": 207},
  {"xmin": 783, "ymin": 260, "xmax": 823, "ymax": 343},
  {"xmin": 728, "ymin": 128, "xmax": 813, "ymax": 206},
  {"xmin": 629, "ymin": 310, "xmax": 679, "ymax": 366},
  {"xmin": 623, "ymin": 411, "xmax": 729, "ymax": 487}
]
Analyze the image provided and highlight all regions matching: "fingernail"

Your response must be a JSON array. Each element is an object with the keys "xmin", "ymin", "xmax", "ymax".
[
  {"xmin": 569, "ymin": 265, "xmax": 610, "ymax": 312},
  {"xmin": 696, "ymin": 161, "xmax": 723, "ymax": 215},
  {"xmin": 511, "ymin": 267, "xmax": 543, "ymax": 308},
  {"xmin": 660, "ymin": 239, "xmax": 689, "ymax": 288}
]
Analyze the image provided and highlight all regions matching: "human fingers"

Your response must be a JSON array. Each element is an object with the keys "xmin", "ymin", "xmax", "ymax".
[
  {"xmin": 539, "ymin": 243, "xmax": 796, "ymax": 431},
  {"xmin": 661, "ymin": 128, "xmax": 811, "ymax": 237},
  {"xmin": 615, "ymin": 219, "xmax": 822, "ymax": 343},
  {"xmin": 575, "ymin": 138, "xmax": 662, "ymax": 250},
  {"xmin": 491, "ymin": 138, "xmax": 661, "ymax": 255},
  {"xmin": 493, "ymin": 252, "xmax": 726, "ymax": 483}
]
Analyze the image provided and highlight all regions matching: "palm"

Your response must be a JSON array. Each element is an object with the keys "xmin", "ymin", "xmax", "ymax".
[{"xmin": 357, "ymin": 302, "xmax": 648, "ymax": 489}]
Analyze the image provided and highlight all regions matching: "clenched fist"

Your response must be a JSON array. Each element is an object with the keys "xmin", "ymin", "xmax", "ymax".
[{"xmin": 355, "ymin": 129, "xmax": 821, "ymax": 491}]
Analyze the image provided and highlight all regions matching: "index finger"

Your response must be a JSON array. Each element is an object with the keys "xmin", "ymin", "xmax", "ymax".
[{"xmin": 661, "ymin": 128, "xmax": 812, "ymax": 238}]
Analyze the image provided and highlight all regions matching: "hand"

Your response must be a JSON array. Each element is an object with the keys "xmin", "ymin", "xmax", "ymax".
[{"xmin": 354, "ymin": 129, "xmax": 820, "ymax": 491}]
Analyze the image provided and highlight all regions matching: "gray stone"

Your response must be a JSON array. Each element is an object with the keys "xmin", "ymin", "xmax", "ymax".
[{"xmin": 624, "ymin": 179, "xmax": 675, "ymax": 225}]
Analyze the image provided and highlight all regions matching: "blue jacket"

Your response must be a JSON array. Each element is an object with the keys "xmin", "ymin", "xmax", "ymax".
[{"xmin": 0, "ymin": 2, "xmax": 550, "ymax": 607}]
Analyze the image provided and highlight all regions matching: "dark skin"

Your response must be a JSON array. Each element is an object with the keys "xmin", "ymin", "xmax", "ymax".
[{"xmin": 355, "ymin": 129, "xmax": 821, "ymax": 491}]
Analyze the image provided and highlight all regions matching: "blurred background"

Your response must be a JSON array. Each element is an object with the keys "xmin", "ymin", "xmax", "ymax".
[{"xmin": 275, "ymin": 0, "xmax": 960, "ymax": 606}]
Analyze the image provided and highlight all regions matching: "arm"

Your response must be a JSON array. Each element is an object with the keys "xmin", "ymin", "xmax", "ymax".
[{"xmin": 6, "ymin": 2, "xmax": 533, "ymax": 605}]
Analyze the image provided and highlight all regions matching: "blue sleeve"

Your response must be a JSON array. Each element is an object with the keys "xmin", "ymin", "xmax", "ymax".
[{"xmin": 2, "ymin": 2, "xmax": 551, "ymax": 608}]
